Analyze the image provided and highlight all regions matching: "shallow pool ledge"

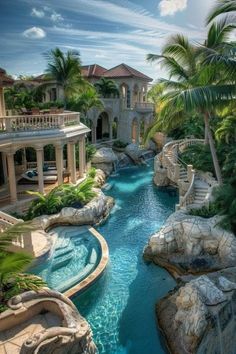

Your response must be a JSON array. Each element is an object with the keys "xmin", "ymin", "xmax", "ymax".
[{"xmin": 64, "ymin": 226, "xmax": 109, "ymax": 299}]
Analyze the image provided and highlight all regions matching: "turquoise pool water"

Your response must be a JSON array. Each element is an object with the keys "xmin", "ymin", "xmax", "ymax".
[
  {"xmin": 73, "ymin": 161, "xmax": 178, "ymax": 354},
  {"xmin": 31, "ymin": 227, "xmax": 101, "ymax": 292}
]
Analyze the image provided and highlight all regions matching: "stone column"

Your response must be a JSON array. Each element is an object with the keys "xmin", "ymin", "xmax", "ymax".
[
  {"xmin": 7, "ymin": 152, "xmax": 17, "ymax": 204},
  {"xmin": 79, "ymin": 137, "xmax": 85, "ymax": 178},
  {"xmin": 22, "ymin": 148, "xmax": 27, "ymax": 172},
  {"xmin": 92, "ymin": 123, "xmax": 97, "ymax": 144},
  {"xmin": 36, "ymin": 148, "xmax": 44, "ymax": 194},
  {"xmin": 55, "ymin": 144, "xmax": 64, "ymax": 185},
  {"xmin": 136, "ymin": 123, "xmax": 140, "ymax": 144},
  {"xmin": 109, "ymin": 121, "xmax": 113, "ymax": 140},
  {"xmin": 69, "ymin": 142, "xmax": 76, "ymax": 184},
  {"xmin": 0, "ymin": 87, "xmax": 6, "ymax": 116},
  {"xmin": 67, "ymin": 143, "xmax": 72, "ymax": 175},
  {"xmin": 2, "ymin": 152, "xmax": 8, "ymax": 183}
]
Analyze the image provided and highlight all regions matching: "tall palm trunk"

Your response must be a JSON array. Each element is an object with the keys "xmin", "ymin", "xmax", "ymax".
[
  {"xmin": 204, "ymin": 124, "xmax": 209, "ymax": 144},
  {"xmin": 204, "ymin": 112, "xmax": 222, "ymax": 184}
]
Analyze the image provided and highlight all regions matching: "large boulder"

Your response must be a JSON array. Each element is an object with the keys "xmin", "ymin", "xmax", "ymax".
[
  {"xmin": 91, "ymin": 148, "xmax": 117, "ymax": 175},
  {"xmin": 157, "ymin": 270, "xmax": 236, "ymax": 354},
  {"xmin": 144, "ymin": 210, "xmax": 236, "ymax": 273},
  {"xmin": 116, "ymin": 152, "xmax": 133, "ymax": 169},
  {"xmin": 124, "ymin": 144, "xmax": 143, "ymax": 163},
  {"xmin": 34, "ymin": 189, "xmax": 114, "ymax": 231}
]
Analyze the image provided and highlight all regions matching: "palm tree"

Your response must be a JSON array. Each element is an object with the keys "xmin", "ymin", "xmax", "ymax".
[
  {"xmin": 69, "ymin": 86, "xmax": 104, "ymax": 125},
  {"xmin": 0, "ymin": 222, "xmax": 45, "ymax": 305},
  {"xmin": 95, "ymin": 77, "xmax": 120, "ymax": 98},
  {"xmin": 146, "ymin": 24, "xmax": 236, "ymax": 184},
  {"xmin": 207, "ymin": 0, "xmax": 236, "ymax": 23},
  {"xmin": 44, "ymin": 48, "xmax": 85, "ymax": 103}
]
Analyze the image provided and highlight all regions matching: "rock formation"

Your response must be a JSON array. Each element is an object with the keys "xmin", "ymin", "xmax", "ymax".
[
  {"xmin": 91, "ymin": 148, "xmax": 118, "ymax": 175},
  {"xmin": 157, "ymin": 270, "xmax": 236, "ymax": 354},
  {"xmin": 144, "ymin": 210, "xmax": 236, "ymax": 274},
  {"xmin": 124, "ymin": 143, "xmax": 146, "ymax": 164},
  {"xmin": 153, "ymin": 152, "xmax": 170, "ymax": 187},
  {"xmin": 34, "ymin": 189, "xmax": 114, "ymax": 231}
]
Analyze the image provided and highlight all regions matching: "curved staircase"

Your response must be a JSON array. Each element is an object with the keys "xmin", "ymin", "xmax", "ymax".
[{"xmin": 160, "ymin": 139, "xmax": 218, "ymax": 210}]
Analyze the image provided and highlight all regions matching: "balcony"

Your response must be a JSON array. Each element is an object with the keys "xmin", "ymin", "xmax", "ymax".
[
  {"xmin": 134, "ymin": 102, "xmax": 154, "ymax": 113},
  {"xmin": 0, "ymin": 111, "xmax": 80, "ymax": 133}
]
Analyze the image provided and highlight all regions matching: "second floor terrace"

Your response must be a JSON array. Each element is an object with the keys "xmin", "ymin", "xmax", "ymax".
[{"xmin": 0, "ymin": 110, "xmax": 89, "ymax": 148}]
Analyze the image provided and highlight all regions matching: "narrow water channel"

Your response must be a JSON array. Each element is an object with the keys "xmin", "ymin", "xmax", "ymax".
[{"xmin": 73, "ymin": 161, "xmax": 177, "ymax": 354}]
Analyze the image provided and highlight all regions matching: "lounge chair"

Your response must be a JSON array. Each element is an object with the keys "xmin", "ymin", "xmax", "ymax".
[{"xmin": 18, "ymin": 171, "xmax": 57, "ymax": 185}]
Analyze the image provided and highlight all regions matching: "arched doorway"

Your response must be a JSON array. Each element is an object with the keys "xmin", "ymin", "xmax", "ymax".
[{"xmin": 96, "ymin": 112, "xmax": 109, "ymax": 141}]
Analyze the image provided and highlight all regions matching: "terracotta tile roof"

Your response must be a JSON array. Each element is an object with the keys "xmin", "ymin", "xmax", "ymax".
[
  {"xmin": 0, "ymin": 68, "xmax": 14, "ymax": 87},
  {"xmin": 82, "ymin": 64, "xmax": 107, "ymax": 78},
  {"xmin": 103, "ymin": 63, "xmax": 152, "ymax": 81}
]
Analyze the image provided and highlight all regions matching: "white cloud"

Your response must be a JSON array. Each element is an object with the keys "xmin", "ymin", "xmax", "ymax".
[
  {"xmin": 159, "ymin": 0, "xmax": 188, "ymax": 16},
  {"xmin": 50, "ymin": 11, "xmax": 64, "ymax": 22},
  {"xmin": 22, "ymin": 27, "xmax": 46, "ymax": 39},
  {"xmin": 31, "ymin": 8, "xmax": 45, "ymax": 18}
]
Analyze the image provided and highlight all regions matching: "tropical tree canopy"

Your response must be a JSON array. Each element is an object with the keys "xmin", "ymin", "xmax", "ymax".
[
  {"xmin": 207, "ymin": 0, "xmax": 236, "ymax": 23},
  {"xmin": 0, "ymin": 222, "xmax": 45, "ymax": 308},
  {"xmin": 44, "ymin": 47, "xmax": 85, "ymax": 100},
  {"xmin": 146, "ymin": 17, "xmax": 236, "ymax": 184},
  {"xmin": 95, "ymin": 77, "xmax": 120, "ymax": 98}
]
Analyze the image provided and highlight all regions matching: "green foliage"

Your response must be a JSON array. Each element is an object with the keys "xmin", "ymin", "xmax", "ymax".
[
  {"xmin": 95, "ymin": 77, "xmax": 120, "ymax": 98},
  {"xmin": 59, "ymin": 178, "xmax": 96, "ymax": 206},
  {"xmin": 207, "ymin": 0, "xmax": 236, "ymax": 24},
  {"xmin": 167, "ymin": 115, "xmax": 205, "ymax": 140},
  {"xmin": 180, "ymin": 144, "xmax": 215, "ymax": 174},
  {"xmin": 27, "ymin": 189, "xmax": 63, "ymax": 219},
  {"xmin": 189, "ymin": 203, "xmax": 219, "ymax": 218},
  {"xmin": 112, "ymin": 140, "xmax": 128, "ymax": 149},
  {"xmin": 0, "ymin": 223, "xmax": 45, "ymax": 310},
  {"xmin": 3, "ymin": 274, "xmax": 46, "ymax": 301},
  {"xmin": 88, "ymin": 167, "xmax": 96, "ymax": 179},
  {"xmin": 44, "ymin": 47, "xmax": 85, "ymax": 101},
  {"xmin": 67, "ymin": 86, "xmax": 103, "ymax": 118},
  {"xmin": 213, "ymin": 177, "xmax": 236, "ymax": 234},
  {"xmin": 215, "ymin": 115, "xmax": 236, "ymax": 143},
  {"xmin": 86, "ymin": 143, "xmax": 96, "ymax": 161},
  {"xmin": 26, "ymin": 178, "xmax": 97, "ymax": 219}
]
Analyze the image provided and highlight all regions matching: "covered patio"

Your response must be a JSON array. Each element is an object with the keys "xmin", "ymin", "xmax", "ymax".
[{"xmin": 0, "ymin": 68, "xmax": 90, "ymax": 211}]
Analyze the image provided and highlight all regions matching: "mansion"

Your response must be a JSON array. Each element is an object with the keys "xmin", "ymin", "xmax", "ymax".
[{"xmin": 34, "ymin": 63, "xmax": 154, "ymax": 144}]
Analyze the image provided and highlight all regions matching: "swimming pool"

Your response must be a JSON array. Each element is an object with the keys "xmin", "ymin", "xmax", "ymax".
[
  {"xmin": 73, "ymin": 161, "xmax": 178, "ymax": 354},
  {"xmin": 31, "ymin": 226, "xmax": 101, "ymax": 293}
]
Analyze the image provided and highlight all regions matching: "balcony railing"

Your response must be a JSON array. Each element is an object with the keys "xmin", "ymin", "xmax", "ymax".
[
  {"xmin": 134, "ymin": 102, "xmax": 154, "ymax": 112},
  {"xmin": 0, "ymin": 111, "xmax": 80, "ymax": 133}
]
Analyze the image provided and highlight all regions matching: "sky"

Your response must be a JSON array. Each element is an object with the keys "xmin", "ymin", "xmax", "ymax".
[{"xmin": 0, "ymin": 0, "xmax": 215, "ymax": 80}]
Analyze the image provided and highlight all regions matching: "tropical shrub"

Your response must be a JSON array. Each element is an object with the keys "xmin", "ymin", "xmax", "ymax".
[
  {"xmin": 213, "ymin": 177, "xmax": 236, "ymax": 234},
  {"xmin": 27, "ymin": 188, "xmax": 63, "ymax": 219},
  {"xmin": 88, "ymin": 167, "xmax": 96, "ymax": 179},
  {"xmin": 180, "ymin": 144, "xmax": 215, "ymax": 174},
  {"xmin": 0, "ymin": 222, "xmax": 46, "ymax": 311},
  {"xmin": 59, "ymin": 178, "xmax": 96, "ymax": 207},
  {"xmin": 86, "ymin": 143, "xmax": 96, "ymax": 161},
  {"xmin": 188, "ymin": 203, "xmax": 219, "ymax": 218},
  {"xmin": 26, "ymin": 178, "xmax": 97, "ymax": 219},
  {"xmin": 94, "ymin": 77, "xmax": 119, "ymax": 98}
]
